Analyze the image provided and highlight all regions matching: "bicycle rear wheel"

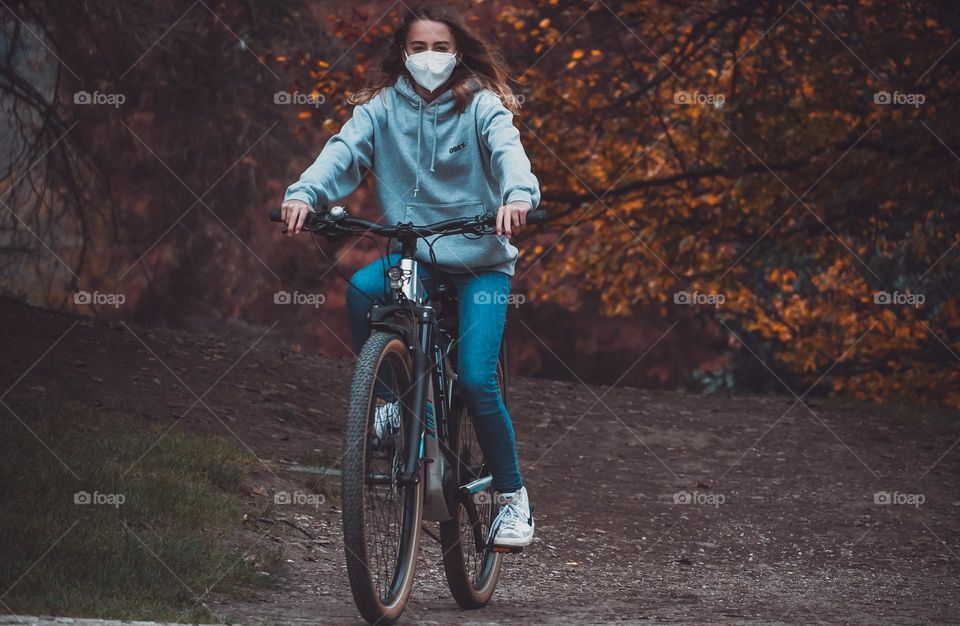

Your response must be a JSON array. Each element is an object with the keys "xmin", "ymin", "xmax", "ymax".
[
  {"xmin": 342, "ymin": 330, "xmax": 423, "ymax": 625},
  {"xmin": 438, "ymin": 353, "xmax": 507, "ymax": 608}
]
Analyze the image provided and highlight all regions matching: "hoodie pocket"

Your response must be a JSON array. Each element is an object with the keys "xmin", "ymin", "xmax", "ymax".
[{"xmin": 403, "ymin": 198, "xmax": 511, "ymax": 270}]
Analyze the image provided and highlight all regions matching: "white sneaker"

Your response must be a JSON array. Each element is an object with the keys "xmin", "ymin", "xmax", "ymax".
[
  {"xmin": 372, "ymin": 400, "xmax": 401, "ymax": 446},
  {"xmin": 489, "ymin": 486, "xmax": 535, "ymax": 548}
]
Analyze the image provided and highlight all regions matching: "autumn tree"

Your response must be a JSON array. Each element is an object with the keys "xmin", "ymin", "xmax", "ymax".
[
  {"xmin": 500, "ymin": 0, "xmax": 960, "ymax": 406},
  {"xmin": 300, "ymin": 0, "xmax": 960, "ymax": 407}
]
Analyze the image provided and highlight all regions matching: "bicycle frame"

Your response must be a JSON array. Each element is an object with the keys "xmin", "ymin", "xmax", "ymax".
[{"xmin": 366, "ymin": 231, "xmax": 456, "ymax": 522}]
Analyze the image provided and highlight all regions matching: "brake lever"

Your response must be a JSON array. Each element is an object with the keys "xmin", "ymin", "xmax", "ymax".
[
  {"xmin": 281, "ymin": 220, "xmax": 317, "ymax": 236},
  {"xmin": 315, "ymin": 205, "xmax": 347, "ymax": 239}
]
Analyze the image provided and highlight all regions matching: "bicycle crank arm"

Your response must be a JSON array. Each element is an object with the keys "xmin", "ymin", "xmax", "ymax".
[{"xmin": 459, "ymin": 475, "xmax": 493, "ymax": 496}]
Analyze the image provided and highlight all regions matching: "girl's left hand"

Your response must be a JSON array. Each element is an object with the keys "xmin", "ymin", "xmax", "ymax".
[{"xmin": 496, "ymin": 200, "xmax": 532, "ymax": 238}]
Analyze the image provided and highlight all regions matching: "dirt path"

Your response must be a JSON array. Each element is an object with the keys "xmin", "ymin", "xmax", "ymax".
[{"xmin": 3, "ymin": 301, "xmax": 959, "ymax": 625}]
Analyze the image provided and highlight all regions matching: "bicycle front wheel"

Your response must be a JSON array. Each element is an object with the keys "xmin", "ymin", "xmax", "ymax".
[{"xmin": 342, "ymin": 330, "xmax": 423, "ymax": 625}]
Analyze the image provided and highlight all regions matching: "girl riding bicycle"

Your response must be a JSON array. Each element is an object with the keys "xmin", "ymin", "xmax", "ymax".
[{"xmin": 280, "ymin": 2, "xmax": 540, "ymax": 550}]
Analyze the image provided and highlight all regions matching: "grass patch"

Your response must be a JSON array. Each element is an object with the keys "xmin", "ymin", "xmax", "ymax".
[
  {"xmin": 0, "ymin": 399, "xmax": 282, "ymax": 622},
  {"xmin": 296, "ymin": 447, "xmax": 341, "ymax": 508}
]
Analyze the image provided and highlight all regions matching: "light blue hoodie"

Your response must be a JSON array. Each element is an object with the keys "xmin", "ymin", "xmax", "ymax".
[{"xmin": 283, "ymin": 74, "xmax": 541, "ymax": 277}]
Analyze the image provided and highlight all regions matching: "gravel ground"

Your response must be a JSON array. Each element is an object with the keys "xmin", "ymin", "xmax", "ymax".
[{"xmin": 3, "ymin": 302, "xmax": 958, "ymax": 625}]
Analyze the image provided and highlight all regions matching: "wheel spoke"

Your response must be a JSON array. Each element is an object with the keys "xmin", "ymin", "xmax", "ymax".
[{"xmin": 457, "ymin": 413, "xmax": 493, "ymax": 585}]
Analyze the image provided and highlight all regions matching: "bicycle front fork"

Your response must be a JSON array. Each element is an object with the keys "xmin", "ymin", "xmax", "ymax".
[
  {"xmin": 395, "ymin": 303, "xmax": 462, "ymax": 521},
  {"xmin": 398, "ymin": 304, "xmax": 434, "ymax": 487}
]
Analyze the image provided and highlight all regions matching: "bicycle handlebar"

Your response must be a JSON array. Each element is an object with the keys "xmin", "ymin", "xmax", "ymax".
[{"xmin": 267, "ymin": 204, "xmax": 548, "ymax": 237}]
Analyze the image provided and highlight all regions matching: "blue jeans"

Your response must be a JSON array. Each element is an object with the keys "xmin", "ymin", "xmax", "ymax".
[{"xmin": 346, "ymin": 253, "xmax": 524, "ymax": 493}]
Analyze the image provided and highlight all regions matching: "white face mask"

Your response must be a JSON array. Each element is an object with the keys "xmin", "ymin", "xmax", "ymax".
[{"xmin": 404, "ymin": 49, "xmax": 458, "ymax": 92}]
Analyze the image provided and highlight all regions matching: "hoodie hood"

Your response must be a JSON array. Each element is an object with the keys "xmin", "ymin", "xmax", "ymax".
[{"xmin": 393, "ymin": 74, "xmax": 461, "ymax": 197}]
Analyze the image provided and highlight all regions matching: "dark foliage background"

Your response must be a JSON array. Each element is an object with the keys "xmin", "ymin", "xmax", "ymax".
[{"xmin": 1, "ymin": 0, "xmax": 958, "ymax": 406}]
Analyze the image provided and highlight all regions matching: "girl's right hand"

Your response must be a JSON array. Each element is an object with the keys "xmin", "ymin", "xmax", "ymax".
[{"xmin": 280, "ymin": 199, "xmax": 313, "ymax": 236}]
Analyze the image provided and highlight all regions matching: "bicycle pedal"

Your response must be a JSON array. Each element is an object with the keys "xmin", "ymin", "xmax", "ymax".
[{"xmin": 490, "ymin": 545, "xmax": 523, "ymax": 554}]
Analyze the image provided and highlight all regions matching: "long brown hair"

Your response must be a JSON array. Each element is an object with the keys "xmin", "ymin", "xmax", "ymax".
[{"xmin": 349, "ymin": 2, "xmax": 522, "ymax": 114}]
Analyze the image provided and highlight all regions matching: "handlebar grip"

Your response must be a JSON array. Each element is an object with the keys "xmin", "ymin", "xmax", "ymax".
[
  {"xmin": 268, "ymin": 208, "xmax": 283, "ymax": 222},
  {"xmin": 526, "ymin": 209, "xmax": 548, "ymax": 224}
]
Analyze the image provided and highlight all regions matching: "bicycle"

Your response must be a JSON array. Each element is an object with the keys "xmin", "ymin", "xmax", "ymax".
[{"xmin": 268, "ymin": 203, "xmax": 548, "ymax": 624}]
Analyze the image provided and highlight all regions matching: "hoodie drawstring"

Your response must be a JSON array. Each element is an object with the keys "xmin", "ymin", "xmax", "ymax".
[
  {"xmin": 413, "ymin": 97, "xmax": 442, "ymax": 197},
  {"xmin": 413, "ymin": 100, "xmax": 423, "ymax": 198},
  {"xmin": 430, "ymin": 104, "xmax": 438, "ymax": 173}
]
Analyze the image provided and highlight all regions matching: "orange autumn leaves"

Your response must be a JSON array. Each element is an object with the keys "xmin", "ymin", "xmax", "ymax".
[
  {"xmin": 283, "ymin": 1, "xmax": 958, "ymax": 408},
  {"xmin": 501, "ymin": 1, "xmax": 958, "ymax": 408}
]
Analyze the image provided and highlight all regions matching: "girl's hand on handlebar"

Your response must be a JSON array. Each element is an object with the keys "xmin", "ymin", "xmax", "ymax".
[
  {"xmin": 496, "ymin": 200, "xmax": 532, "ymax": 238},
  {"xmin": 280, "ymin": 199, "xmax": 312, "ymax": 235}
]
